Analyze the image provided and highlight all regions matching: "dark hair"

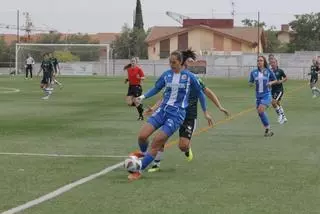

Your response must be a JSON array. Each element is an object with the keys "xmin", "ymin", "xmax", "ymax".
[
  {"xmin": 123, "ymin": 63, "xmax": 132, "ymax": 70},
  {"xmin": 171, "ymin": 49, "xmax": 197, "ymax": 65},
  {"xmin": 258, "ymin": 55, "xmax": 268, "ymax": 68}
]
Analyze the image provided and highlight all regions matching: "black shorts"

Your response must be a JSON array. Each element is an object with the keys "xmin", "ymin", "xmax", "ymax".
[
  {"xmin": 26, "ymin": 64, "xmax": 32, "ymax": 70},
  {"xmin": 272, "ymin": 90, "xmax": 284, "ymax": 101},
  {"xmin": 127, "ymin": 85, "xmax": 142, "ymax": 97},
  {"xmin": 41, "ymin": 72, "xmax": 51, "ymax": 84},
  {"xmin": 179, "ymin": 118, "xmax": 196, "ymax": 140},
  {"xmin": 310, "ymin": 78, "xmax": 318, "ymax": 84}
]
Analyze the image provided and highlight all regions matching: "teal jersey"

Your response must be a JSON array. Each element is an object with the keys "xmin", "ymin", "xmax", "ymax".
[
  {"xmin": 41, "ymin": 60, "xmax": 53, "ymax": 73},
  {"xmin": 185, "ymin": 77, "xmax": 206, "ymax": 120},
  {"xmin": 271, "ymin": 68, "xmax": 286, "ymax": 92},
  {"xmin": 309, "ymin": 65, "xmax": 319, "ymax": 79}
]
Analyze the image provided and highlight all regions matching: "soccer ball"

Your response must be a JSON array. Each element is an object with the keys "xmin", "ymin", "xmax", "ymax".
[{"xmin": 124, "ymin": 156, "xmax": 142, "ymax": 173}]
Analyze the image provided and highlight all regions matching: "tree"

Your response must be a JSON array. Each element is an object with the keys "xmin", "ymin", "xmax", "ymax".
[
  {"xmin": 134, "ymin": 0, "xmax": 144, "ymax": 30},
  {"xmin": 34, "ymin": 33, "xmax": 100, "ymax": 61},
  {"xmin": 241, "ymin": 19, "xmax": 290, "ymax": 53},
  {"xmin": 241, "ymin": 18, "xmax": 266, "ymax": 28},
  {"xmin": 289, "ymin": 12, "xmax": 320, "ymax": 51},
  {"xmin": 111, "ymin": 23, "xmax": 148, "ymax": 59}
]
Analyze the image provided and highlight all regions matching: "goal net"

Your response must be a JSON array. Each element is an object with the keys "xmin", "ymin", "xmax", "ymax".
[{"xmin": 15, "ymin": 43, "xmax": 110, "ymax": 76}]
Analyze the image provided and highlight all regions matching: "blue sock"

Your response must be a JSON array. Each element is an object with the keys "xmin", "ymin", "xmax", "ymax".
[
  {"xmin": 138, "ymin": 139, "xmax": 149, "ymax": 153},
  {"xmin": 141, "ymin": 153, "xmax": 155, "ymax": 170},
  {"xmin": 259, "ymin": 112, "xmax": 269, "ymax": 127}
]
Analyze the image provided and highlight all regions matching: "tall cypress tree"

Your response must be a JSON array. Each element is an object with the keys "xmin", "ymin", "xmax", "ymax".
[{"xmin": 134, "ymin": 0, "xmax": 144, "ymax": 29}]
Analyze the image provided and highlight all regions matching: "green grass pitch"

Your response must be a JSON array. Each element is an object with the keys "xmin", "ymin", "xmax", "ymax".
[{"xmin": 0, "ymin": 76, "xmax": 319, "ymax": 214}]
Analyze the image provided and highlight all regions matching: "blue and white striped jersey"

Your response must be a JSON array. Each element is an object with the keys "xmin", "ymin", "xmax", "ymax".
[
  {"xmin": 249, "ymin": 68, "xmax": 276, "ymax": 98},
  {"xmin": 144, "ymin": 69, "xmax": 206, "ymax": 111}
]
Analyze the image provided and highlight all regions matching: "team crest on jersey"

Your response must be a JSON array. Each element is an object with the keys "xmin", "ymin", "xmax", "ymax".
[
  {"xmin": 263, "ymin": 70, "xmax": 267, "ymax": 75},
  {"xmin": 181, "ymin": 74, "xmax": 187, "ymax": 80},
  {"xmin": 276, "ymin": 72, "xmax": 279, "ymax": 76}
]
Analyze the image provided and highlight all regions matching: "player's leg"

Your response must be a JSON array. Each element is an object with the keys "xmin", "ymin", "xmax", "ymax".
[
  {"xmin": 271, "ymin": 91, "xmax": 281, "ymax": 122},
  {"xmin": 25, "ymin": 66, "xmax": 29, "ymax": 79},
  {"xmin": 257, "ymin": 96, "xmax": 273, "ymax": 137},
  {"xmin": 178, "ymin": 119, "xmax": 196, "ymax": 162},
  {"xmin": 129, "ymin": 113, "xmax": 182, "ymax": 180},
  {"xmin": 30, "ymin": 66, "xmax": 33, "ymax": 79},
  {"xmin": 310, "ymin": 79, "xmax": 320, "ymax": 98},
  {"xmin": 148, "ymin": 145, "xmax": 164, "ymax": 172},
  {"xmin": 134, "ymin": 86, "xmax": 144, "ymax": 120},
  {"xmin": 126, "ymin": 86, "xmax": 135, "ymax": 106},
  {"xmin": 131, "ymin": 109, "xmax": 163, "ymax": 158},
  {"xmin": 53, "ymin": 69, "xmax": 63, "ymax": 87},
  {"xmin": 276, "ymin": 92, "xmax": 287, "ymax": 124}
]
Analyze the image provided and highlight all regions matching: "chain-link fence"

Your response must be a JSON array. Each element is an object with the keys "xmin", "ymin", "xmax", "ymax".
[{"xmin": 1, "ymin": 51, "xmax": 319, "ymax": 79}]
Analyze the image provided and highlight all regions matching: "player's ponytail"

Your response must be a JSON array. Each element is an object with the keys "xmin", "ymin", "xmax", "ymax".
[
  {"xmin": 123, "ymin": 63, "xmax": 132, "ymax": 70},
  {"xmin": 181, "ymin": 49, "xmax": 196, "ymax": 65}
]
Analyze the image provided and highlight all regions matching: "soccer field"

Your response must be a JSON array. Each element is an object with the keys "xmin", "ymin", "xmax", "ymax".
[{"xmin": 0, "ymin": 76, "xmax": 319, "ymax": 214}]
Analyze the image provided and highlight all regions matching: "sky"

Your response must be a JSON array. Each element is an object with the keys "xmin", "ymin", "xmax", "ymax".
[{"xmin": 1, "ymin": 0, "xmax": 319, "ymax": 34}]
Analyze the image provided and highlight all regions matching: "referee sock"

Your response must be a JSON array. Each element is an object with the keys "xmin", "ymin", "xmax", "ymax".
[{"xmin": 136, "ymin": 104, "xmax": 144, "ymax": 117}]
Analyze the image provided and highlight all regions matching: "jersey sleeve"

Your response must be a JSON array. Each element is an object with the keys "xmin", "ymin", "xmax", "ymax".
[
  {"xmin": 269, "ymin": 70, "xmax": 277, "ymax": 81},
  {"xmin": 190, "ymin": 73, "xmax": 207, "ymax": 112},
  {"xmin": 249, "ymin": 71, "xmax": 254, "ymax": 83},
  {"xmin": 40, "ymin": 61, "xmax": 44, "ymax": 69},
  {"xmin": 138, "ymin": 67, "xmax": 145, "ymax": 78},
  {"xmin": 280, "ymin": 69, "xmax": 287, "ymax": 78},
  {"xmin": 197, "ymin": 77, "xmax": 206, "ymax": 91},
  {"xmin": 144, "ymin": 72, "xmax": 166, "ymax": 99}
]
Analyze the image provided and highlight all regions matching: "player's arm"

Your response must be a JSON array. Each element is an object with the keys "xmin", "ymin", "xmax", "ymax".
[
  {"xmin": 144, "ymin": 97, "xmax": 163, "ymax": 116},
  {"xmin": 136, "ymin": 72, "xmax": 166, "ymax": 103},
  {"xmin": 248, "ymin": 72, "xmax": 254, "ymax": 87},
  {"xmin": 267, "ymin": 71, "xmax": 279, "ymax": 86},
  {"xmin": 204, "ymin": 87, "xmax": 230, "ymax": 116},
  {"xmin": 279, "ymin": 70, "xmax": 288, "ymax": 83},
  {"xmin": 190, "ymin": 74, "xmax": 213, "ymax": 126},
  {"xmin": 56, "ymin": 60, "xmax": 61, "ymax": 72},
  {"xmin": 138, "ymin": 68, "xmax": 145, "ymax": 80},
  {"xmin": 37, "ymin": 62, "xmax": 44, "ymax": 76}
]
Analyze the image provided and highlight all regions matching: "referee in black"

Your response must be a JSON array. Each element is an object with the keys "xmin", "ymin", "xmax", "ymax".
[{"xmin": 25, "ymin": 54, "xmax": 35, "ymax": 80}]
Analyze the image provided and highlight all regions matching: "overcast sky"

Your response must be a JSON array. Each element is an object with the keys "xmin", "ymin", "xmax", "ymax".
[{"xmin": 1, "ymin": 0, "xmax": 319, "ymax": 34}]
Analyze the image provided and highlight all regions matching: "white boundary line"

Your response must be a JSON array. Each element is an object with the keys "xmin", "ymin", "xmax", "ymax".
[
  {"xmin": 1, "ymin": 161, "xmax": 124, "ymax": 214},
  {"xmin": 0, "ymin": 87, "xmax": 20, "ymax": 94},
  {"xmin": 0, "ymin": 152, "xmax": 127, "ymax": 159}
]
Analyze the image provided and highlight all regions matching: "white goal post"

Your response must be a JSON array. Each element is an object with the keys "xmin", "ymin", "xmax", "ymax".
[{"xmin": 15, "ymin": 43, "xmax": 110, "ymax": 76}]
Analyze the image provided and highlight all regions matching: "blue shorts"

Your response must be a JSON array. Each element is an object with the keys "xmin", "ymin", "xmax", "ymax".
[
  {"xmin": 147, "ymin": 105, "xmax": 185, "ymax": 137},
  {"xmin": 256, "ymin": 94, "xmax": 272, "ymax": 108}
]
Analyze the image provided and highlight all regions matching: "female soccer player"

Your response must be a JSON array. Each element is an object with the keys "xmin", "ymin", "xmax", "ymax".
[
  {"xmin": 128, "ymin": 50, "xmax": 212, "ymax": 181},
  {"xmin": 124, "ymin": 57, "xmax": 145, "ymax": 120},
  {"xmin": 25, "ymin": 54, "xmax": 35, "ymax": 80},
  {"xmin": 270, "ymin": 58, "xmax": 288, "ymax": 124},
  {"xmin": 145, "ymin": 51, "xmax": 229, "ymax": 172},
  {"xmin": 308, "ymin": 58, "xmax": 320, "ymax": 98},
  {"xmin": 49, "ymin": 53, "xmax": 63, "ymax": 89},
  {"xmin": 249, "ymin": 56, "xmax": 278, "ymax": 137},
  {"xmin": 37, "ymin": 53, "xmax": 54, "ymax": 100}
]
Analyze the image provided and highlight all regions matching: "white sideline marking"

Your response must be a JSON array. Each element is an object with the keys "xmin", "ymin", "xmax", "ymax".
[
  {"xmin": 0, "ymin": 87, "xmax": 20, "ymax": 94},
  {"xmin": 1, "ymin": 161, "xmax": 124, "ymax": 214},
  {"xmin": 0, "ymin": 152, "xmax": 128, "ymax": 159}
]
